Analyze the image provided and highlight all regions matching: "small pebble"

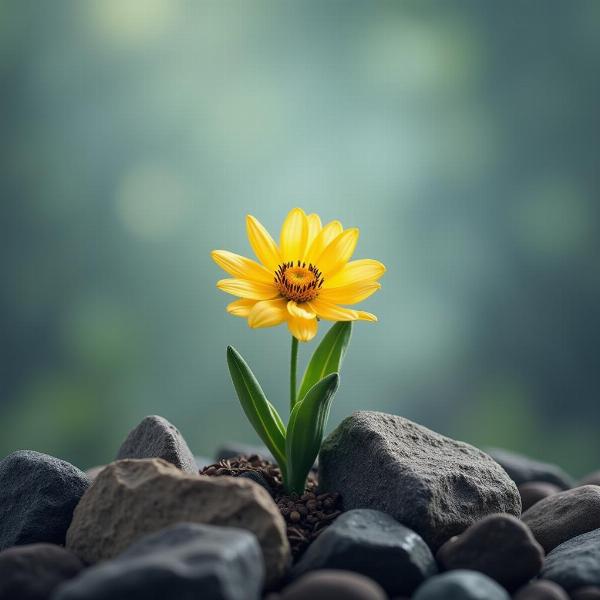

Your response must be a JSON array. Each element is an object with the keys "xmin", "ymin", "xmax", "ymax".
[
  {"xmin": 571, "ymin": 587, "xmax": 600, "ymax": 600},
  {"xmin": 513, "ymin": 580, "xmax": 569, "ymax": 600}
]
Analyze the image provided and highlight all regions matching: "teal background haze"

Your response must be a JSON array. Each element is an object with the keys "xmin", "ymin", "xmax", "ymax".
[{"xmin": 1, "ymin": 1, "xmax": 600, "ymax": 477}]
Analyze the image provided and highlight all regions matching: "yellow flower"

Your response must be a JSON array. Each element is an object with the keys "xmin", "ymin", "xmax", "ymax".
[{"xmin": 211, "ymin": 208, "xmax": 385, "ymax": 342}]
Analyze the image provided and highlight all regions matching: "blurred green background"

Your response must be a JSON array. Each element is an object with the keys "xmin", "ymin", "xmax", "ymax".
[{"xmin": 1, "ymin": 0, "xmax": 599, "ymax": 476}]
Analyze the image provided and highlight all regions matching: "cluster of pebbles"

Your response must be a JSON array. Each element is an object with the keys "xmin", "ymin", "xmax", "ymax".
[{"xmin": 1, "ymin": 411, "xmax": 600, "ymax": 599}]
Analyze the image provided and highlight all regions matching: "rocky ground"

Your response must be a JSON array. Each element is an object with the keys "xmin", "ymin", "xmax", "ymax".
[{"xmin": 1, "ymin": 411, "xmax": 600, "ymax": 599}]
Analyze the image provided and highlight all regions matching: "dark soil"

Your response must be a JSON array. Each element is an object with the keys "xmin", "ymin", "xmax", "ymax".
[{"xmin": 200, "ymin": 455, "xmax": 342, "ymax": 558}]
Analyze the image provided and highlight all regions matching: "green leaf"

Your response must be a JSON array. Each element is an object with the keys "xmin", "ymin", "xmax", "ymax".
[
  {"xmin": 285, "ymin": 372, "xmax": 340, "ymax": 493},
  {"xmin": 297, "ymin": 321, "xmax": 352, "ymax": 402},
  {"xmin": 226, "ymin": 346, "xmax": 287, "ymax": 475}
]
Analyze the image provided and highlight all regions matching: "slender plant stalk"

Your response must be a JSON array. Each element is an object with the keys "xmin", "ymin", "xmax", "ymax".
[{"xmin": 290, "ymin": 336, "xmax": 299, "ymax": 411}]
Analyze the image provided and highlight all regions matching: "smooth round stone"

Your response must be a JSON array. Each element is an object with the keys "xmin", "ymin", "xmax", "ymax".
[
  {"xmin": 541, "ymin": 528, "xmax": 600, "ymax": 591},
  {"xmin": 518, "ymin": 481, "xmax": 561, "ymax": 511},
  {"xmin": 0, "ymin": 543, "xmax": 84, "ymax": 600},
  {"xmin": 280, "ymin": 570, "xmax": 387, "ymax": 600},
  {"xmin": 413, "ymin": 570, "xmax": 510, "ymax": 600},
  {"xmin": 522, "ymin": 485, "xmax": 600, "ymax": 553},
  {"xmin": 486, "ymin": 448, "xmax": 574, "ymax": 489},
  {"xmin": 55, "ymin": 523, "xmax": 264, "ymax": 600},
  {"xmin": 571, "ymin": 587, "xmax": 600, "ymax": 600},
  {"xmin": 291, "ymin": 509, "xmax": 437, "ymax": 596},
  {"xmin": 436, "ymin": 514, "xmax": 543, "ymax": 591},
  {"xmin": 513, "ymin": 580, "xmax": 569, "ymax": 600}
]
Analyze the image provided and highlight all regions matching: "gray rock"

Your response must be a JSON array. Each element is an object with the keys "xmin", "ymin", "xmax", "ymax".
[
  {"xmin": 0, "ymin": 543, "xmax": 83, "ymax": 600},
  {"xmin": 486, "ymin": 448, "xmax": 574, "ymax": 489},
  {"xmin": 116, "ymin": 415, "xmax": 197, "ymax": 474},
  {"xmin": 541, "ymin": 528, "xmax": 600, "ymax": 591},
  {"xmin": 238, "ymin": 470, "xmax": 272, "ymax": 494},
  {"xmin": 580, "ymin": 471, "xmax": 600, "ymax": 487},
  {"xmin": 0, "ymin": 451, "xmax": 90, "ymax": 551},
  {"xmin": 292, "ymin": 509, "xmax": 436, "ymax": 596},
  {"xmin": 215, "ymin": 442, "xmax": 272, "ymax": 461},
  {"xmin": 513, "ymin": 580, "xmax": 569, "ymax": 600},
  {"xmin": 436, "ymin": 514, "xmax": 543, "ymax": 591},
  {"xmin": 521, "ymin": 485, "xmax": 600, "ymax": 553},
  {"xmin": 518, "ymin": 481, "xmax": 561, "ymax": 511},
  {"xmin": 280, "ymin": 570, "xmax": 387, "ymax": 600},
  {"xmin": 65, "ymin": 459, "xmax": 289, "ymax": 587},
  {"xmin": 54, "ymin": 523, "xmax": 263, "ymax": 600},
  {"xmin": 319, "ymin": 412, "xmax": 521, "ymax": 550},
  {"xmin": 413, "ymin": 569, "xmax": 510, "ymax": 600}
]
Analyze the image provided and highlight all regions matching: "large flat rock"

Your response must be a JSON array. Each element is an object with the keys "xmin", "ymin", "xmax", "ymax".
[
  {"xmin": 65, "ymin": 458, "xmax": 289, "ymax": 587},
  {"xmin": 319, "ymin": 411, "xmax": 521, "ymax": 550},
  {"xmin": 56, "ymin": 523, "xmax": 263, "ymax": 600}
]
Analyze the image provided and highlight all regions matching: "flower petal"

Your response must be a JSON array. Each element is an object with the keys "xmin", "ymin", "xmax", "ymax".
[
  {"xmin": 306, "ymin": 213, "xmax": 322, "ymax": 249},
  {"xmin": 287, "ymin": 300, "xmax": 316, "ymax": 320},
  {"xmin": 280, "ymin": 208, "xmax": 308, "ymax": 262},
  {"xmin": 248, "ymin": 298, "xmax": 288, "ymax": 328},
  {"xmin": 211, "ymin": 250, "xmax": 273, "ymax": 283},
  {"xmin": 326, "ymin": 259, "xmax": 386, "ymax": 288},
  {"xmin": 305, "ymin": 220, "xmax": 343, "ymax": 265},
  {"xmin": 317, "ymin": 228, "xmax": 359, "ymax": 278},
  {"xmin": 226, "ymin": 298, "xmax": 256, "ymax": 317},
  {"xmin": 318, "ymin": 281, "xmax": 381, "ymax": 305},
  {"xmin": 309, "ymin": 299, "xmax": 378, "ymax": 322},
  {"xmin": 287, "ymin": 315, "xmax": 318, "ymax": 342},
  {"xmin": 217, "ymin": 278, "xmax": 279, "ymax": 300},
  {"xmin": 246, "ymin": 215, "xmax": 282, "ymax": 272}
]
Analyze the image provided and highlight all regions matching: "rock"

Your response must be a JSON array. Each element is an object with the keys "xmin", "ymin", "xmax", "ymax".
[
  {"xmin": 518, "ymin": 481, "xmax": 561, "ymax": 511},
  {"xmin": 238, "ymin": 470, "xmax": 272, "ymax": 494},
  {"xmin": 55, "ymin": 523, "xmax": 263, "ymax": 600},
  {"xmin": 486, "ymin": 448, "xmax": 574, "ymax": 489},
  {"xmin": 412, "ymin": 570, "xmax": 510, "ymax": 600},
  {"xmin": 215, "ymin": 441, "xmax": 272, "ymax": 461},
  {"xmin": 580, "ymin": 471, "xmax": 600, "ymax": 486},
  {"xmin": 521, "ymin": 485, "xmax": 600, "ymax": 553},
  {"xmin": 65, "ymin": 459, "xmax": 289, "ymax": 587},
  {"xmin": 436, "ymin": 513, "xmax": 543, "ymax": 591},
  {"xmin": 292, "ymin": 509, "xmax": 436, "ymax": 596},
  {"xmin": 513, "ymin": 580, "xmax": 569, "ymax": 600},
  {"xmin": 116, "ymin": 415, "xmax": 197, "ymax": 474},
  {"xmin": 0, "ymin": 450, "xmax": 90, "ymax": 551},
  {"xmin": 319, "ymin": 411, "xmax": 521, "ymax": 550},
  {"xmin": 571, "ymin": 588, "xmax": 600, "ymax": 600},
  {"xmin": 279, "ymin": 570, "xmax": 387, "ymax": 600},
  {"xmin": 540, "ymin": 528, "xmax": 600, "ymax": 591},
  {"xmin": 0, "ymin": 543, "xmax": 83, "ymax": 600}
]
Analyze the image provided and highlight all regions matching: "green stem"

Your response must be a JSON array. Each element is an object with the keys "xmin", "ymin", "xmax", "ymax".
[{"xmin": 290, "ymin": 336, "xmax": 299, "ymax": 412}]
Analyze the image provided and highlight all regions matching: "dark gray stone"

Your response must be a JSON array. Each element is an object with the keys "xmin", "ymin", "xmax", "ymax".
[
  {"xmin": 521, "ymin": 485, "xmax": 600, "ymax": 553},
  {"xmin": 0, "ymin": 543, "xmax": 83, "ymax": 600},
  {"xmin": 436, "ymin": 514, "xmax": 543, "ymax": 591},
  {"xmin": 540, "ymin": 528, "xmax": 600, "ymax": 592},
  {"xmin": 215, "ymin": 441, "xmax": 272, "ymax": 461},
  {"xmin": 486, "ymin": 448, "xmax": 574, "ymax": 489},
  {"xmin": 238, "ymin": 470, "xmax": 272, "ymax": 494},
  {"xmin": 413, "ymin": 570, "xmax": 510, "ymax": 600},
  {"xmin": 116, "ymin": 415, "xmax": 197, "ymax": 474},
  {"xmin": 0, "ymin": 450, "xmax": 90, "ymax": 551},
  {"xmin": 280, "ymin": 570, "xmax": 387, "ymax": 600},
  {"xmin": 319, "ymin": 412, "xmax": 521, "ymax": 550},
  {"xmin": 292, "ymin": 509, "xmax": 437, "ymax": 596},
  {"xmin": 518, "ymin": 481, "xmax": 561, "ymax": 511},
  {"xmin": 513, "ymin": 580, "xmax": 569, "ymax": 600},
  {"xmin": 54, "ymin": 522, "xmax": 264, "ymax": 600}
]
